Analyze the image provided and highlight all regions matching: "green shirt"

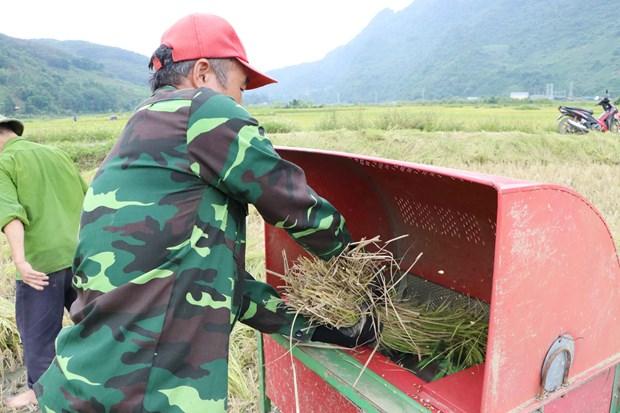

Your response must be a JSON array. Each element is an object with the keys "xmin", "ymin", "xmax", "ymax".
[{"xmin": 0, "ymin": 137, "xmax": 87, "ymax": 278}]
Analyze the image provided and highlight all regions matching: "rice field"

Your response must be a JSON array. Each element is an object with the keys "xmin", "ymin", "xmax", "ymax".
[
  {"xmin": 1, "ymin": 101, "xmax": 619, "ymax": 411},
  {"xmin": 15, "ymin": 101, "xmax": 577, "ymax": 145},
  {"xmin": 254, "ymin": 102, "xmax": 564, "ymax": 133}
]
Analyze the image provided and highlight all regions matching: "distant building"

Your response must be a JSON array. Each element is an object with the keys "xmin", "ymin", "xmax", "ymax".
[{"xmin": 510, "ymin": 92, "xmax": 530, "ymax": 100}]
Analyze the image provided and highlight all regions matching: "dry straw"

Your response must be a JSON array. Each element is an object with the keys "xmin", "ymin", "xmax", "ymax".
[
  {"xmin": 272, "ymin": 236, "xmax": 404, "ymax": 329},
  {"xmin": 0, "ymin": 296, "xmax": 22, "ymax": 375},
  {"xmin": 378, "ymin": 297, "xmax": 488, "ymax": 376},
  {"xmin": 275, "ymin": 236, "xmax": 489, "ymax": 378},
  {"xmin": 227, "ymin": 324, "xmax": 260, "ymax": 412}
]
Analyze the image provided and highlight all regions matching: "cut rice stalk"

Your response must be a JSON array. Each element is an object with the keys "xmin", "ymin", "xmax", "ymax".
[
  {"xmin": 378, "ymin": 297, "xmax": 488, "ymax": 377},
  {"xmin": 274, "ymin": 235, "xmax": 489, "ymax": 379},
  {"xmin": 0, "ymin": 296, "xmax": 22, "ymax": 375},
  {"xmin": 270, "ymin": 236, "xmax": 402, "ymax": 329}
]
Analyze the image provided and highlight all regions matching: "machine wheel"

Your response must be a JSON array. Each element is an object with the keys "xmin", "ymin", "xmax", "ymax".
[{"xmin": 610, "ymin": 120, "xmax": 619, "ymax": 134}]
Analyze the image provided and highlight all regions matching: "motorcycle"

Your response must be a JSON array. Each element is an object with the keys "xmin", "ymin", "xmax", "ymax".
[{"xmin": 557, "ymin": 92, "xmax": 619, "ymax": 134}]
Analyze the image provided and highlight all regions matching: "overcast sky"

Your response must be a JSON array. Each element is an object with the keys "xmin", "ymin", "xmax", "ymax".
[{"xmin": 2, "ymin": 0, "xmax": 413, "ymax": 71}]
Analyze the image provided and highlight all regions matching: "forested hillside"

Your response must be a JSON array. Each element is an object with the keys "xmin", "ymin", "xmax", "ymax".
[
  {"xmin": 0, "ymin": 34, "xmax": 149, "ymax": 114},
  {"xmin": 259, "ymin": 0, "xmax": 620, "ymax": 103}
]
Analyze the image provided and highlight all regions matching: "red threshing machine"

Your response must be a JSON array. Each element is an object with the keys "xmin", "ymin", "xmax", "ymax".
[{"xmin": 258, "ymin": 147, "xmax": 620, "ymax": 413}]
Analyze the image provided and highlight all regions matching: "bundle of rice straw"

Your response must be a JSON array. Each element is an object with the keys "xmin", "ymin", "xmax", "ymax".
[
  {"xmin": 276, "ymin": 235, "xmax": 489, "ymax": 378},
  {"xmin": 0, "ymin": 296, "xmax": 22, "ymax": 375},
  {"xmin": 273, "ymin": 236, "xmax": 402, "ymax": 329},
  {"xmin": 378, "ymin": 297, "xmax": 488, "ymax": 376}
]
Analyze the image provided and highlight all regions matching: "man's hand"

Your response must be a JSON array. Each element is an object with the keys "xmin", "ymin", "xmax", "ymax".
[
  {"xmin": 2, "ymin": 219, "xmax": 48, "ymax": 290},
  {"xmin": 311, "ymin": 313, "xmax": 381, "ymax": 348},
  {"xmin": 15, "ymin": 261, "xmax": 48, "ymax": 290}
]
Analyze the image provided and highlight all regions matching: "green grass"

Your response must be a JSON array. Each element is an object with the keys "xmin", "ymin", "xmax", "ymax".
[
  {"xmin": 17, "ymin": 101, "xmax": 617, "ymax": 169},
  {"xmin": 250, "ymin": 102, "xmax": 575, "ymax": 133},
  {"xmin": 1, "ymin": 102, "xmax": 619, "ymax": 411}
]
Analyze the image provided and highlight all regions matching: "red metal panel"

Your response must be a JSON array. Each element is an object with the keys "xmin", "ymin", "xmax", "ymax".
[
  {"xmin": 267, "ymin": 148, "xmax": 499, "ymax": 302},
  {"xmin": 263, "ymin": 335, "xmax": 359, "ymax": 413},
  {"xmin": 263, "ymin": 148, "xmax": 620, "ymax": 413},
  {"xmin": 543, "ymin": 368, "xmax": 614, "ymax": 413},
  {"xmin": 424, "ymin": 364, "xmax": 485, "ymax": 412},
  {"xmin": 482, "ymin": 188, "xmax": 620, "ymax": 412},
  {"xmin": 348, "ymin": 347, "xmax": 484, "ymax": 412}
]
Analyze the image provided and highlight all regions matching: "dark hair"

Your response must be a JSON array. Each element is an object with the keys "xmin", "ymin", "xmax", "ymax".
[{"xmin": 148, "ymin": 45, "xmax": 231, "ymax": 92}]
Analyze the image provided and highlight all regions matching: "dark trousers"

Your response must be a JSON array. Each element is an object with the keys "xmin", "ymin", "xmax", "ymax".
[{"xmin": 15, "ymin": 267, "xmax": 76, "ymax": 388}]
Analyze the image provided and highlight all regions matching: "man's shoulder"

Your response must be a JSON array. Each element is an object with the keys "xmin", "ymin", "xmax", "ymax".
[
  {"xmin": 0, "ymin": 140, "xmax": 38, "ymax": 172},
  {"xmin": 15, "ymin": 139, "xmax": 60, "ymax": 154},
  {"xmin": 1, "ymin": 139, "xmax": 43, "ymax": 157},
  {"xmin": 7, "ymin": 139, "xmax": 70, "ymax": 164},
  {"xmin": 7, "ymin": 138, "xmax": 48, "ymax": 149}
]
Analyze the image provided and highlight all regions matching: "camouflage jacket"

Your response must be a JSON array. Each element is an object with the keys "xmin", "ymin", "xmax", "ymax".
[{"xmin": 35, "ymin": 86, "xmax": 350, "ymax": 412}]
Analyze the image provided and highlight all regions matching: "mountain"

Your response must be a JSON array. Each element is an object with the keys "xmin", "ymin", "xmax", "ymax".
[
  {"xmin": 256, "ymin": 0, "xmax": 620, "ymax": 103},
  {"xmin": 33, "ymin": 39, "xmax": 150, "ymax": 86},
  {"xmin": 0, "ymin": 34, "xmax": 150, "ymax": 115}
]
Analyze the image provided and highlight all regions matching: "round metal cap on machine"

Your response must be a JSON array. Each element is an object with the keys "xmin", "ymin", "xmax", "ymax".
[{"xmin": 540, "ymin": 335, "xmax": 575, "ymax": 396}]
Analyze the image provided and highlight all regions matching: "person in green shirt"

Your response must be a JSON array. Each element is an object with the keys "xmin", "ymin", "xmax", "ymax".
[{"xmin": 0, "ymin": 115, "xmax": 87, "ymax": 409}]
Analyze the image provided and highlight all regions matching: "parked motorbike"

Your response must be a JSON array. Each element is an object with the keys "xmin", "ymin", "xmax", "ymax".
[{"xmin": 557, "ymin": 93, "xmax": 619, "ymax": 134}]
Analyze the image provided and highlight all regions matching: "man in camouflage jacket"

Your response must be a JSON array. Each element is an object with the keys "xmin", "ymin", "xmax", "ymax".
[{"xmin": 35, "ymin": 14, "xmax": 353, "ymax": 412}]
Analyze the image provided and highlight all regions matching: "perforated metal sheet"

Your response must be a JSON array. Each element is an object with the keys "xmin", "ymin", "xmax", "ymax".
[{"xmin": 398, "ymin": 274, "xmax": 490, "ymax": 311}]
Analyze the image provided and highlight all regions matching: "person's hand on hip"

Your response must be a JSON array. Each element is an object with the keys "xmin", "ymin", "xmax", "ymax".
[{"xmin": 15, "ymin": 261, "xmax": 49, "ymax": 290}]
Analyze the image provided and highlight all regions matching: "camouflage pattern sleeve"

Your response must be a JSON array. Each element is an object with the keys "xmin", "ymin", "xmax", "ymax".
[
  {"xmin": 186, "ymin": 89, "xmax": 351, "ymax": 260},
  {"xmin": 236, "ymin": 271, "xmax": 314, "ymax": 340}
]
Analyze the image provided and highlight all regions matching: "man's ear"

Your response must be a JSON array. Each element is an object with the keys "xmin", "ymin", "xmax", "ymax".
[{"xmin": 190, "ymin": 59, "xmax": 212, "ymax": 88}]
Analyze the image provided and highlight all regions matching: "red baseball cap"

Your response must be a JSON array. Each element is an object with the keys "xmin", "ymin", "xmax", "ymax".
[{"xmin": 151, "ymin": 14, "xmax": 277, "ymax": 90}]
